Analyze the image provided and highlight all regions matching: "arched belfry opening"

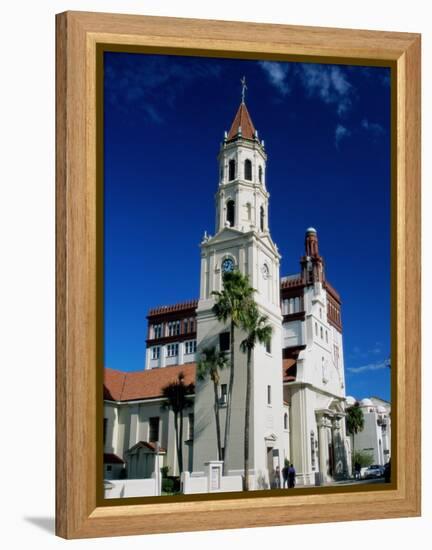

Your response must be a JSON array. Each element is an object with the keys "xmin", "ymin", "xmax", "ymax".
[
  {"xmin": 260, "ymin": 206, "xmax": 265, "ymax": 231},
  {"xmin": 227, "ymin": 200, "xmax": 235, "ymax": 227},
  {"xmin": 259, "ymin": 165, "xmax": 263, "ymax": 183},
  {"xmin": 244, "ymin": 159, "xmax": 252, "ymax": 181},
  {"xmin": 228, "ymin": 159, "xmax": 236, "ymax": 181}
]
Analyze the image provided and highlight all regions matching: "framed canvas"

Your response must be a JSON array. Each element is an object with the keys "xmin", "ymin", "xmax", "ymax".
[{"xmin": 55, "ymin": 11, "xmax": 421, "ymax": 539}]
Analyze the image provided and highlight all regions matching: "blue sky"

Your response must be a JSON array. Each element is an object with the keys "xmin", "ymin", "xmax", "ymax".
[{"xmin": 104, "ymin": 52, "xmax": 392, "ymax": 402}]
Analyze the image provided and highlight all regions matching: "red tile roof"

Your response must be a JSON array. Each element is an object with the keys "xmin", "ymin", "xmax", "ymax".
[
  {"xmin": 104, "ymin": 369, "xmax": 127, "ymax": 401},
  {"xmin": 104, "ymin": 453, "xmax": 125, "ymax": 464},
  {"xmin": 126, "ymin": 441, "xmax": 167, "ymax": 454},
  {"xmin": 283, "ymin": 358, "xmax": 297, "ymax": 382},
  {"xmin": 148, "ymin": 300, "xmax": 198, "ymax": 317},
  {"xmin": 227, "ymin": 102, "xmax": 256, "ymax": 141},
  {"xmin": 105, "ymin": 356, "xmax": 298, "ymax": 403},
  {"xmin": 104, "ymin": 363, "xmax": 196, "ymax": 402}
]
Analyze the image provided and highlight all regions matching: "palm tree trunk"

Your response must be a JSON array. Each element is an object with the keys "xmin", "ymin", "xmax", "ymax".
[
  {"xmin": 223, "ymin": 321, "xmax": 235, "ymax": 474},
  {"xmin": 213, "ymin": 380, "xmax": 223, "ymax": 461},
  {"xmin": 178, "ymin": 409, "xmax": 184, "ymax": 475},
  {"xmin": 244, "ymin": 347, "xmax": 251, "ymax": 491},
  {"xmin": 174, "ymin": 411, "xmax": 180, "ymax": 475},
  {"xmin": 174, "ymin": 412, "xmax": 181, "ymax": 475}
]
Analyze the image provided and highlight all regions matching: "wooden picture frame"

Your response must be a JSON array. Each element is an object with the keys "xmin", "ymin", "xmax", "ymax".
[{"xmin": 56, "ymin": 11, "xmax": 421, "ymax": 539}]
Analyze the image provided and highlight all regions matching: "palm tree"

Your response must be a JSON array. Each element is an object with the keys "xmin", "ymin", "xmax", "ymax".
[
  {"xmin": 197, "ymin": 346, "xmax": 228, "ymax": 461},
  {"xmin": 212, "ymin": 270, "xmax": 255, "ymax": 473},
  {"xmin": 240, "ymin": 302, "xmax": 273, "ymax": 490},
  {"xmin": 346, "ymin": 402, "xmax": 365, "ymax": 472},
  {"xmin": 162, "ymin": 372, "xmax": 194, "ymax": 478}
]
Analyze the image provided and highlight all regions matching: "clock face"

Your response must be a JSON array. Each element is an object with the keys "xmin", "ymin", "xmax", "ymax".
[{"xmin": 222, "ymin": 258, "xmax": 234, "ymax": 273}]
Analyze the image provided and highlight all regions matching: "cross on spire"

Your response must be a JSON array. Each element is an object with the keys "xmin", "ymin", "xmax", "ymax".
[{"xmin": 240, "ymin": 76, "xmax": 247, "ymax": 104}]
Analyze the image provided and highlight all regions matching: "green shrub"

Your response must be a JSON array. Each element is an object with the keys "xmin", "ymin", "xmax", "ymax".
[
  {"xmin": 162, "ymin": 478, "xmax": 174, "ymax": 493},
  {"xmin": 352, "ymin": 450, "xmax": 374, "ymax": 468}
]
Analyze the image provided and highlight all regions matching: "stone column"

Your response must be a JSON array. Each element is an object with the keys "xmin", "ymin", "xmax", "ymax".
[
  {"xmin": 318, "ymin": 416, "xmax": 330, "ymax": 484},
  {"xmin": 235, "ymin": 189, "xmax": 240, "ymax": 230},
  {"xmin": 219, "ymin": 190, "xmax": 225, "ymax": 231}
]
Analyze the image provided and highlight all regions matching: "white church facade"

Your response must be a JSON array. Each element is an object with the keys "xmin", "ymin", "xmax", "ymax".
[{"xmin": 104, "ymin": 97, "xmax": 353, "ymax": 492}]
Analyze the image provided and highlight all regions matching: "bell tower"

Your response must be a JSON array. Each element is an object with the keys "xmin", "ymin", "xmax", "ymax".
[
  {"xmin": 215, "ymin": 97, "xmax": 269, "ymax": 235},
  {"xmin": 193, "ymin": 80, "xmax": 286, "ymax": 489}
]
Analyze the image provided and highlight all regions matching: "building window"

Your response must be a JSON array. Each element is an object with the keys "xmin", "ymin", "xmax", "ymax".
[
  {"xmin": 168, "ymin": 321, "xmax": 180, "ymax": 336},
  {"xmin": 153, "ymin": 323, "xmax": 163, "ymax": 339},
  {"xmin": 220, "ymin": 164, "xmax": 224, "ymax": 181},
  {"xmin": 315, "ymin": 322, "xmax": 318, "ymax": 336},
  {"xmin": 106, "ymin": 465, "xmax": 112, "ymax": 472},
  {"xmin": 325, "ymin": 330, "xmax": 328, "ymax": 343},
  {"xmin": 267, "ymin": 385, "xmax": 271, "ymax": 405},
  {"xmin": 282, "ymin": 297, "xmax": 302, "ymax": 315},
  {"xmin": 151, "ymin": 346, "xmax": 160, "ymax": 360},
  {"xmin": 219, "ymin": 332, "xmax": 230, "ymax": 352},
  {"xmin": 190, "ymin": 318, "xmax": 195, "ymax": 332},
  {"xmin": 149, "ymin": 417, "xmax": 160, "ymax": 442},
  {"xmin": 188, "ymin": 413, "xmax": 194, "ymax": 440},
  {"xmin": 320, "ymin": 326, "xmax": 323, "ymax": 339},
  {"xmin": 220, "ymin": 384, "xmax": 228, "ymax": 405},
  {"xmin": 226, "ymin": 200, "xmax": 235, "ymax": 227},
  {"xmin": 259, "ymin": 165, "xmax": 263, "ymax": 183},
  {"xmin": 103, "ymin": 418, "xmax": 108, "ymax": 445},
  {"xmin": 265, "ymin": 338, "xmax": 272, "ymax": 354},
  {"xmin": 244, "ymin": 159, "xmax": 252, "ymax": 180},
  {"xmin": 185, "ymin": 340, "xmax": 197, "ymax": 354},
  {"xmin": 319, "ymin": 308, "xmax": 322, "ymax": 319},
  {"xmin": 260, "ymin": 206, "xmax": 265, "ymax": 231},
  {"xmin": 228, "ymin": 159, "xmax": 236, "ymax": 181},
  {"xmin": 167, "ymin": 320, "xmax": 180, "ymax": 336},
  {"xmin": 167, "ymin": 343, "xmax": 179, "ymax": 357},
  {"xmin": 284, "ymin": 413, "xmax": 288, "ymax": 430},
  {"xmin": 183, "ymin": 319, "xmax": 189, "ymax": 333}
]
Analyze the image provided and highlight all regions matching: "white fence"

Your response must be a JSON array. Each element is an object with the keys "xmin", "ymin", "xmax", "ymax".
[
  {"xmin": 104, "ymin": 474, "xmax": 162, "ymax": 499},
  {"xmin": 182, "ymin": 472, "xmax": 243, "ymax": 495}
]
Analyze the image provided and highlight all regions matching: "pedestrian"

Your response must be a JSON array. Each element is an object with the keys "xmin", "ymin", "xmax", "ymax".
[
  {"xmin": 274, "ymin": 465, "xmax": 281, "ymax": 489},
  {"xmin": 354, "ymin": 461, "xmax": 361, "ymax": 480},
  {"xmin": 282, "ymin": 460, "xmax": 289, "ymax": 488},
  {"xmin": 288, "ymin": 463, "xmax": 296, "ymax": 488}
]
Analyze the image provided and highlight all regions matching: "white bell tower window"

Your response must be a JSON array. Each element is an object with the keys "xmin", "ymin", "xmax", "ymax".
[
  {"xmin": 244, "ymin": 159, "xmax": 252, "ymax": 180},
  {"xmin": 228, "ymin": 159, "xmax": 236, "ymax": 181},
  {"xmin": 226, "ymin": 200, "xmax": 235, "ymax": 227}
]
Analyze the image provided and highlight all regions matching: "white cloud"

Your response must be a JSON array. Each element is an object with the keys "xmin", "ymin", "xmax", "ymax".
[
  {"xmin": 258, "ymin": 61, "xmax": 291, "ymax": 95},
  {"xmin": 258, "ymin": 62, "xmax": 353, "ymax": 116},
  {"xmin": 299, "ymin": 64, "xmax": 352, "ymax": 115},
  {"xmin": 335, "ymin": 124, "xmax": 350, "ymax": 147},
  {"xmin": 105, "ymin": 56, "xmax": 221, "ymax": 123},
  {"xmin": 361, "ymin": 118, "xmax": 385, "ymax": 136},
  {"xmin": 347, "ymin": 358, "xmax": 390, "ymax": 374}
]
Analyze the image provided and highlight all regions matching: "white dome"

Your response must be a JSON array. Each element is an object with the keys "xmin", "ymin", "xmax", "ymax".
[
  {"xmin": 377, "ymin": 405, "xmax": 387, "ymax": 414},
  {"xmin": 306, "ymin": 227, "xmax": 317, "ymax": 234},
  {"xmin": 345, "ymin": 396, "xmax": 356, "ymax": 406},
  {"xmin": 360, "ymin": 398, "xmax": 373, "ymax": 407}
]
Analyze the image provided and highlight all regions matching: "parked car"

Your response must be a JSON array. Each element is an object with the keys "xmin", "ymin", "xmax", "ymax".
[{"xmin": 364, "ymin": 464, "xmax": 384, "ymax": 479}]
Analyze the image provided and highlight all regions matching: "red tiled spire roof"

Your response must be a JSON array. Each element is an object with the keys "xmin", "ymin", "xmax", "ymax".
[{"xmin": 227, "ymin": 102, "xmax": 256, "ymax": 141}]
